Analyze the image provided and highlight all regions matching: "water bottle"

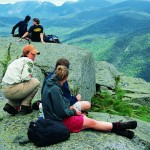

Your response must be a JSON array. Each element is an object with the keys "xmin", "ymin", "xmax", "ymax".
[{"xmin": 38, "ymin": 103, "xmax": 44, "ymax": 120}]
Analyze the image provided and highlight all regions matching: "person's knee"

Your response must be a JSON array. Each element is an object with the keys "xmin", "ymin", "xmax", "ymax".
[
  {"xmin": 86, "ymin": 101, "xmax": 91, "ymax": 109},
  {"xmin": 31, "ymin": 78, "xmax": 40, "ymax": 87},
  {"xmin": 82, "ymin": 101, "xmax": 91, "ymax": 110},
  {"xmin": 36, "ymin": 80, "xmax": 40, "ymax": 87}
]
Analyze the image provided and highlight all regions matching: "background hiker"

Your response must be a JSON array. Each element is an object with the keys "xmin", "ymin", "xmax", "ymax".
[
  {"xmin": 42, "ymin": 65, "xmax": 137, "ymax": 139},
  {"xmin": 19, "ymin": 18, "xmax": 45, "ymax": 44},
  {"xmin": 11, "ymin": 15, "xmax": 31, "ymax": 38},
  {"xmin": 2, "ymin": 44, "xmax": 40, "ymax": 115}
]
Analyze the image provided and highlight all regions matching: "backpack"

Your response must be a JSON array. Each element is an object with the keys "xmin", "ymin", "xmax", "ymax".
[
  {"xmin": 27, "ymin": 119, "xmax": 70, "ymax": 147},
  {"xmin": 44, "ymin": 35, "xmax": 60, "ymax": 43}
]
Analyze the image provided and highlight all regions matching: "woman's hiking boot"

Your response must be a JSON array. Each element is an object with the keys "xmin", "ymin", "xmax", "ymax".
[
  {"xmin": 3, "ymin": 103, "xmax": 18, "ymax": 115},
  {"xmin": 112, "ymin": 121, "xmax": 137, "ymax": 131},
  {"xmin": 19, "ymin": 105, "xmax": 32, "ymax": 115},
  {"xmin": 119, "ymin": 121, "xmax": 137, "ymax": 130},
  {"xmin": 113, "ymin": 129, "xmax": 135, "ymax": 139}
]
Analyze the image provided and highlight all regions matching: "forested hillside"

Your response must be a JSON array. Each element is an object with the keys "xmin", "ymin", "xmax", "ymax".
[{"xmin": 0, "ymin": 0, "xmax": 150, "ymax": 81}]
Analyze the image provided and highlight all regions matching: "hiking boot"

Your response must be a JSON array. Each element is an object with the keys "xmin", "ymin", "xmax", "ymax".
[
  {"xmin": 120, "ymin": 121, "xmax": 137, "ymax": 130},
  {"xmin": 3, "ymin": 103, "xmax": 18, "ymax": 115},
  {"xmin": 19, "ymin": 105, "xmax": 33, "ymax": 115},
  {"xmin": 112, "ymin": 121, "xmax": 137, "ymax": 131},
  {"xmin": 32, "ymin": 100, "xmax": 41, "ymax": 110},
  {"xmin": 113, "ymin": 129, "xmax": 135, "ymax": 139}
]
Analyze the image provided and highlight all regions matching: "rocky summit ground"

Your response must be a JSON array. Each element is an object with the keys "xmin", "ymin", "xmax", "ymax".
[
  {"xmin": 0, "ymin": 37, "xmax": 150, "ymax": 150},
  {"xmin": 0, "ymin": 96, "xmax": 150, "ymax": 150}
]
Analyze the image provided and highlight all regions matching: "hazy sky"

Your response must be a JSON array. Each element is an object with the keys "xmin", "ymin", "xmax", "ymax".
[{"xmin": 0, "ymin": 0, "xmax": 79, "ymax": 6}]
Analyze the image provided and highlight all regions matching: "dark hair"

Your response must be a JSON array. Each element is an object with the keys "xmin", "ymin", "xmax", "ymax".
[
  {"xmin": 55, "ymin": 65, "xmax": 69, "ymax": 81},
  {"xmin": 33, "ymin": 18, "xmax": 40, "ymax": 24},
  {"xmin": 24, "ymin": 15, "xmax": 31, "ymax": 22},
  {"xmin": 55, "ymin": 58, "xmax": 70, "ymax": 69},
  {"xmin": 21, "ymin": 50, "xmax": 29, "ymax": 57},
  {"xmin": 20, "ymin": 54, "xmax": 28, "ymax": 57}
]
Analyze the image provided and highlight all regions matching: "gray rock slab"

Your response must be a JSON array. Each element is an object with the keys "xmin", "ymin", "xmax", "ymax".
[
  {"xmin": 95, "ymin": 61, "xmax": 121, "ymax": 90},
  {"xmin": 0, "ymin": 97, "xmax": 149, "ymax": 150},
  {"xmin": 0, "ymin": 37, "xmax": 96, "ymax": 101},
  {"xmin": 119, "ymin": 76, "xmax": 150, "ymax": 108}
]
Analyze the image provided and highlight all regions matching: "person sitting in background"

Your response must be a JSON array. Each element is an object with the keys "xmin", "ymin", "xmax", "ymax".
[
  {"xmin": 42, "ymin": 65, "xmax": 137, "ymax": 139},
  {"xmin": 19, "ymin": 18, "xmax": 45, "ymax": 44},
  {"xmin": 2, "ymin": 45, "xmax": 40, "ymax": 115},
  {"xmin": 11, "ymin": 15, "xmax": 31, "ymax": 38},
  {"xmin": 38, "ymin": 58, "xmax": 90, "ymax": 113}
]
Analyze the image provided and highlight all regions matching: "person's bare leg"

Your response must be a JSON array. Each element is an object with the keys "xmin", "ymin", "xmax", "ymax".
[
  {"xmin": 82, "ymin": 116, "xmax": 112, "ymax": 131},
  {"xmin": 72, "ymin": 101, "xmax": 91, "ymax": 112}
]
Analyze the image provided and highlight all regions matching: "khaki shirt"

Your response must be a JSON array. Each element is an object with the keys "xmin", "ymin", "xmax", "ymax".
[{"xmin": 2, "ymin": 57, "xmax": 33, "ymax": 85}]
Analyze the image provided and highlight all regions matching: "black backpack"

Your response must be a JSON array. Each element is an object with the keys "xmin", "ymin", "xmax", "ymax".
[
  {"xmin": 44, "ymin": 35, "xmax": 60, "ymax": 43},
  {"xmin": 27, "ymin": 119, "xmax": 70, "ymax": 147}
]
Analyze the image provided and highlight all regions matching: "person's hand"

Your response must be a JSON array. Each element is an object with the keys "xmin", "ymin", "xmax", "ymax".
[
  {"xmin": 75, "ymin": 109, "xmax": 81, "ymax": 116},
  {"xmin": 18, "ymin": 38, "xmax": 22, "ymax": 42},
  {"xmin": 70, "ymin": 106, "xmax": 74, "ymax": 110},
  {"xmin": 41, "ymin": 39, "xmax": 45, "ymax": 44},
  {"xmin": 72, "ymin": 107, "xmax": 81, "ymax": 115},
  {"xmin": 76, "ymin": 94, "xmax": 82, "ymax": 101}
]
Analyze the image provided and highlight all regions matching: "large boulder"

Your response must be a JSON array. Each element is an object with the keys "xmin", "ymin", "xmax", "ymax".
[
  {"xmin": 0, "ymin": 37, "xmax": 96, "ymax": 101},
  {"xmin": 95, "ymin": 61, "xmax": 121, "ymax": 94},
  {"xmin": 95, "ymin": 61, "xmax": 150, "ymax": 108}
]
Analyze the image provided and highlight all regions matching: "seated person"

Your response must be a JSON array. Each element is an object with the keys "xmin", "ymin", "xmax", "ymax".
[
  {"xmin": 40, "ymin": 58, "xmax": 91, "ymax": 114},
  {"xmin": 11, "ymin": 15, "xmax": 31, "ymax": 38},
  {"xmin": 19, "ymin": 18, "xmax": 45, "ymax": 44},
  {"xmin": 42, "ymin": 65, "xmax": 137, "ymax": 139},
  {"xmin": 2, "ymin": 45, "xmax": 40, "ymax": 115}
]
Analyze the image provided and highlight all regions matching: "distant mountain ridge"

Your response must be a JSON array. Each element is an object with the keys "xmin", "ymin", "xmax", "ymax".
[
  {"xmin": 0, "ymin": 0, "xmax": 112, "ymax": 18},
  {"xmin": 0, "ymin": 0, "xmax": 150, "ymax": 81}
]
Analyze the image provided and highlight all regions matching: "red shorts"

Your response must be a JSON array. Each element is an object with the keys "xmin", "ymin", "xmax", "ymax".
[{"xmin": 63, "ymin": 115, "xmax": 84, "ymax": 133}]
